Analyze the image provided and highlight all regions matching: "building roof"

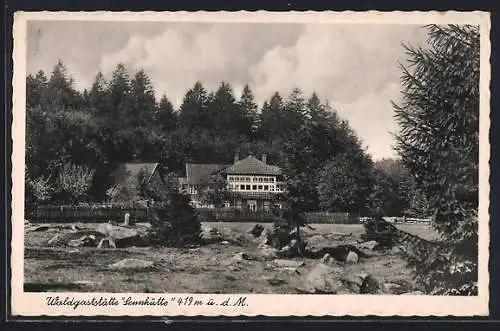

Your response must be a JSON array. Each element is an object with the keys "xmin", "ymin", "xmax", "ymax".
[
  {"xmin": 224, "ymin": 155, "xmax": 282, "ymax": 175},
  {"xmin": 185, "ymin": 163, "xmax": 231, "ymax": 185}
]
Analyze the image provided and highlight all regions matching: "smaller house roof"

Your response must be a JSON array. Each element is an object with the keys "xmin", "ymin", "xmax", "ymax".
[
  {"xmin": 224, "ymin": 155, "xmax": 282, "ymax": 176},
  {"xmin": 186, "ymin": 163, "xmax": 231, "ymax": 185}
]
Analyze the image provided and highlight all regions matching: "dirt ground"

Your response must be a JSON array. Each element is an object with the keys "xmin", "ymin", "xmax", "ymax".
[{"xmin": 23, "ymin": 222, "xmax": 438, "ymax": 294}]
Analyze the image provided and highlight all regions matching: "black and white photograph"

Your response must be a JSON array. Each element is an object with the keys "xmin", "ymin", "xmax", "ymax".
[{"xmin": 10, "ymin": 11, "xmax": 490, "ymax": 316}]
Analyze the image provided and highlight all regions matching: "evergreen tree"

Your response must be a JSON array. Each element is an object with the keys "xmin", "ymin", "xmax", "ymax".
[
  {"xmin": 393, "ymin": 24, "xmax": 480, "ymax": 295},
  {"xmin": 130, "ymin": 69, "xmax": 157, "ymax": 127},
  {"xmin": 26, "ymin": 70, "xmax": 48, "ymax": 109},
  {"xmin": 258, "ymin": 91, "xmax": 285, "ymax": 140},
  {"xmin": 179, "ymin": 81, "xmax": 209, "ymax": 129},
  {"xmin": 87, "ymin": 72, "xmax": 108, "ymax": 112},
  {"xmin": 42, "ymin": 60, "xmax": 82, "ymax": 111},
  {"xmin": 239, "ymin": 84, "xmax": 259, "ymax": 135},
  {"xmin": 157, "ymin": 95, "xmax": 178, "ymax": 133}
]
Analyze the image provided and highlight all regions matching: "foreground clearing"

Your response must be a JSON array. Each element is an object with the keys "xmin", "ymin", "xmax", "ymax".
[{"xmin": 24, "ymin": 222, "xmax": 437, "ymax": 294}]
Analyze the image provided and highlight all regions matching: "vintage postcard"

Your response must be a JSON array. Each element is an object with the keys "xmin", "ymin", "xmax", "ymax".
[{"xmin": 10, "ymin": 10, "xmax": 491, "ymax": 317}]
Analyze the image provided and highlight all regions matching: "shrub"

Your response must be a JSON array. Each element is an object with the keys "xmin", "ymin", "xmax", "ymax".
[{"xmin": 145, "ymin": 173, "xmax": 202, "ymax": 247}]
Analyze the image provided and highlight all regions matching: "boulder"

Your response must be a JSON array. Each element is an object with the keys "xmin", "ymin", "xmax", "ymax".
[
  {"xmin": 30, "ymin": 225, "xmax": 51, "ymax": 232},
  {"xmin": 345, "ymin": 251, "xmax": 359, "ymax": 263},
  {"xmin": 259, "ymin": 246, "xmax": 279, "ymax": 259},
  {"xmin": 232, "ymin": 252, "xmax": 250, "ymax": 261},
  {"xmin": 265, "ymin": 276, "xmax": 287, "ymax": 286},
  {"xmin": 67, "ymin": 235, "xmax": 97, "ymax": 247},
  {"xmin": 358, "ymin": 240, "xmax": 380, "ymax": 251},
  {"xmin": 320, "ymin": 253, "xmax": 335, "ymax": 265},
  {"xmin": 383, "ymin": 282, "xmax": 404, "ymax": 294},
  {"xmin": 341, "ymin": 272, "xmax": 379, "ymax": 294},
  {"xmin": 98, "ymin": 237, "xmax": 117, "ymax": 248},
  {"xmin": 248, "ymin": 224, "xmax": 264, "ymax": 237},
  {"xmin": 96, "ymin": 223, "xmax": 146, "ymax": 248},
  {"xmin": 107, "ymin": 258, "xmax": 154, "ymax": 271},
  {"xmin": 273, "ymin": 259, "xmax": 305, "ymax": 268},
  {"xmin": 47, "ymin": 234, "xmax": 61, "ymax": 246},
  {"xmin": 305, "ymin": 262, "xmax": 343, "ymax": 294},
  {"xmin": 258, "ymin": 227, "xmax": 274, "ymax": 247}
]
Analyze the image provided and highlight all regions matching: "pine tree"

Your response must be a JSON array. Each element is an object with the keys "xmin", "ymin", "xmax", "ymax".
[
  {"xmin": 157, "ymin": 95, "xmax": 178, "ymax": 133},
  {"xmin": 87, "ymin": 72, "xmax": 108, "ymax": 112},
  {"xmin": 393, "ymin": 24, "xmax": 480, "ymax": 295},
  {"xmin": 179, "ymin": 81, "xmax": 209, "ymax": 129},
  {"xmin": 130, "ymin": 69, "xmax": 157, "ymax": 127},
  {"xmin": 258, "ymin": 92, "xmax": 285, "ymax": 140},
  {"xmin": 42, "ymin": 61, "xmax": 82, "ymax": 111},
  {"xmin": 239, "ymin": 84, "xmax": 259, "ymax": 135},
  {"xmin": 26, "ymin": 70, "xmax": 48, "ymax": 109}
]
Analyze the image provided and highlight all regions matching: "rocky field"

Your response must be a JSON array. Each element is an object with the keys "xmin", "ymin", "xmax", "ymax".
[{"xmin": 23, "ymin": 221, "xmax": 438, "ymax": 294}]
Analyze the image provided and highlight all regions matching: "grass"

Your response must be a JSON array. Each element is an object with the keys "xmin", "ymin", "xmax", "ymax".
[{"xmin": 24, "ymin": 222, "xmax": 437, "ymax": 294}]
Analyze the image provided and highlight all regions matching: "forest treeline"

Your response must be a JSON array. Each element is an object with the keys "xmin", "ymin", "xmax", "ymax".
[{"xmin": 25, "ymin": 61, "xmax": 423, "ymax": 216}]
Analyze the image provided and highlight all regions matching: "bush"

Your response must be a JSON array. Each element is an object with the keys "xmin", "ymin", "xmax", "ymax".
[
  {"xmin": 360, "ymin": 216, "xmax": 398, "ymax": 249},
  {"xmin": 147, "ymin": 192, "xmax": 202, "ymax": 247}
]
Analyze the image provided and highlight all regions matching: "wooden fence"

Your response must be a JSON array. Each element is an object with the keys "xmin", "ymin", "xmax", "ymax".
[{"xmin": 25, "ymin": 205, "xmax": 360, "ymax": 224}]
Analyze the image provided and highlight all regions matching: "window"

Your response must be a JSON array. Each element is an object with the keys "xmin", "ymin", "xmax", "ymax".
[
  {"xmin": 246, "ymin": 185, "xmax": 251, "ymax": 190},
  {"xmin": 258, "ymin": 185, "xmax": 263, "ymax": 190},
  {"xmin": 252, "ymin": 185, "xmax": 257, "ymax": 190},
  {"xmin": 264, "ymin": 185, "xmax": 269, "ymax": 190},
  {"xmin": 240, "ymin": 185, "xmax": 245, "ymax": 190}
]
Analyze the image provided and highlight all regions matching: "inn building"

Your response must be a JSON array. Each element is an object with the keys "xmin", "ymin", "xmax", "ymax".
[{"xmin": 179, "ymin": 153, "xmax": 286, "ymax": 212}]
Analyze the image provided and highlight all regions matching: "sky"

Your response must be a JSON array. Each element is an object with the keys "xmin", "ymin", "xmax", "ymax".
[{"xmin": 26, "ymin": 20, "xmax": 429, "ymax": 160}]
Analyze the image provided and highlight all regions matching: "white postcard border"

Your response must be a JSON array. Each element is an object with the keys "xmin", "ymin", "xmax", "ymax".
[{"xmin": 10, "ymin": 10, "xmax": 491, "ymax": 317}]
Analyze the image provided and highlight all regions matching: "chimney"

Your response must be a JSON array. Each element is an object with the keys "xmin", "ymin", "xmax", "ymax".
[
  {"xmin": 262, "ymin": 154, "xmax": 267, "ymax": 164},
  {"xmin": 234, "ymin": 151, "xmax": 239, "ymax": 164}
]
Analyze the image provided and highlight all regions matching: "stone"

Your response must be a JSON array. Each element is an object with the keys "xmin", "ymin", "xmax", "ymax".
[
  {"xmin": 96, "ymin": 223, "xmax": 146, "ymax": 248},
  {"xmin": 47, "ymin": 234, "xmax": 61, "ymax": 246},
  {"xmin": 320, "ymin": 253, "xmax": 335, "ymax": 264},
  {"xmin": 305, "ymin": 263, "xmax": 343, "ymax": 294},
  {"xmin": 273, "ymin": 259, "xmax": 305, "ymax": 268},
  {"xmin": 232, "ymin": 252, "xmax": 250, "ymax": 261},
  {"xmin": 341, "ymin": 272, "xmax": 379, "ymax": 294},
  {"xmin": 277, "ymin": 245, "xmax": 293, "ymax": 258},
  {"xmin": 358, "ymin": 240, "xmax": 380, "ymax": 251},
  {"xmin": 248, "ymin": 224, "xmax": 264, "ymax": 237},
  {"xmin": 345, "ymin": 251, "xmax": 359, "ymax": 263},
  {"xmin": 265, "ymin": 276, "xmax": 287, "ymax": 286},
  {"xmin": 383, "ymin": 283, "xmax": 404, "ymax": 294},
  {"xmin": 30, "ymin": 225, "xmax": 51, "ymax": 232},
  {"xmin": 107, "ymin": 258, "xmax": 154, "ymax": 271},
  {"xmin": 98, "ymin": 237, "xmax": 117, "ymax": 248},
  {"xmin": 259, "ymin": 227, "xmax": 274, "ymax": 247},
  {"xmin": 283, "ymin": 267, "xmax": 301, "ymax": 274},
  {"xmin": 259, "ymin": 246, "xmax": 279, "ymax": 259},
  {"xmin": 228, "ymin": 265, "xmax": 241, "ymax": 272},
  {"xmin": 67, "ymin": 235, "xmax": 98, "ymax": 247}
]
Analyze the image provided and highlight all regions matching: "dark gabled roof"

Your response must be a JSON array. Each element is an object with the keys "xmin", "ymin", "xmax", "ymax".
[
  {"xmin": 186, "ymin": 163, "xmax": 231, "ymax": 185},
  {"xmin": 224, "ymin": 155, "xmax": 282, "ymax": 175}
]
